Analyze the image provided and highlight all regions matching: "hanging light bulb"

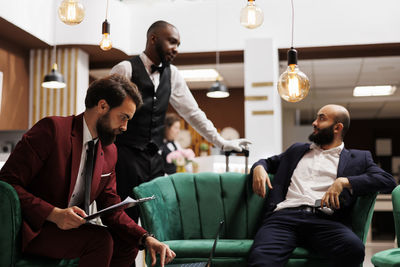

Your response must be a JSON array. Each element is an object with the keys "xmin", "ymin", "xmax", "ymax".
[
  {"xmin": 277, "ymin": 48, "xmax": 310, "ymax": 102},
  {"xmin": 58, "ymin": 0, "xmax": 85, "ymax": 25},
  {"xmin": 100, "ymin": 20, "xmax": 112, "ymax": 51},
  {"xmin": 277, "ymin": 0, "xmax": 310, "ymax": 102},
  {"xmin": 240, "ymin": 0, "xmax": 264, "ymax": 29}
]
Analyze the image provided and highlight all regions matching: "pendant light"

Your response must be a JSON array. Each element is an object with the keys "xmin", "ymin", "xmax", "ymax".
[
  {"xmin": 240, "ymin": 0, "xmax": 264, "ymax": 29},
  {"xmin": 100, "ymin": 0, "xmax": 112, "ymax": 51},
  {"xmin": 207, "ymin": 0, "xmax": 229, "ymax": 99},
  {"xmin": 277, "ymin": 0, "xmax": 310, "ymax": 103},
  {"xmin": 42, "ymin": 45, "xmax": 66, "ymax": 89},
  {"xmin": 58, "ymin": 0, "xmax": 85, "ymax": 25}
]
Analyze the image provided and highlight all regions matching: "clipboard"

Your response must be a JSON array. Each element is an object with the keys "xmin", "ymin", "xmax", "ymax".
[{"xmin": 85, "ymin": 195, "xmax": 156, "ymax": 221}]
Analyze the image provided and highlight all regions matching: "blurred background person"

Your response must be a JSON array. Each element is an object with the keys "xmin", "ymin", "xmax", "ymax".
[{"xmin": 161, "ymin": 113, "xmax": 182, "ymax": 175}]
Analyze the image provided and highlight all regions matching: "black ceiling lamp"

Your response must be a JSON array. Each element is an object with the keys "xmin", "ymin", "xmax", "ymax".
[
  {"xmin": 42, "ymin": 45, "xmax": 66, "ymax": 89},
  {"xmin": 207, "ymin": 0, "xmax": 229, "ymax": 99}
]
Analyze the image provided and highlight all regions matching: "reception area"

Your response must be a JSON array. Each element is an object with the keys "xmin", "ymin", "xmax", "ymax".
[{"xmin": 1, "ymin": 0, "xmax": 400, "ymax": 266}]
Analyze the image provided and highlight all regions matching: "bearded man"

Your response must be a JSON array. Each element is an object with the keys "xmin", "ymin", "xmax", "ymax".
[
  {"xmin": 110, "ymin": 20, "xmax": 250, "ymax": 223},
  {"xmin": 0, "ymin": 74, "xmax": 175, "ymax": 267},
  {"xmin": 248, "ymin": 104, "xmax": 396, "ymax": 267}
]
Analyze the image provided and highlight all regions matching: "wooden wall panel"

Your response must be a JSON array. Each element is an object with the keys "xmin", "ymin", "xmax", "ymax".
[{"xmin": 0, "ymin": 39, "xmax": 29, "ymax": 130}]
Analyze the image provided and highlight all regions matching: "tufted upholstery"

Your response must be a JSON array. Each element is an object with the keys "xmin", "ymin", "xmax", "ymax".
[
  {"xmin": 133, "ymin": 172, "xmax": 377, "ymax": 267},
  {"xmin": 371, "ymin": 185, "xmax": 400, "ymax": 267},
  {"xmin": 0, "ymin": 180, "xmax": 78, "ymax": 267}
]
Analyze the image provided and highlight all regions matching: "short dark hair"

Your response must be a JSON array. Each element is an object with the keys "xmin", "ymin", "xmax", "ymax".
[
  {"xmin": 146, "ymin": 20, "xmax": 174, "ymax": 39},
  {"xmin": 165, "ymin": 113, "xmax": 181, "ymax": 128},
  {"xmin": 335, "ymin": 111, "xmax": 350, "ymax": 138},
  {"xmin": 85, "ymin": 74, "xmax": 143, "ymax": 110}
]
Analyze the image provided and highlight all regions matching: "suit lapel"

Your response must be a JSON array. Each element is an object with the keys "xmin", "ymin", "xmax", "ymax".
[
  {"xmin": 91, "ymin": 141, "xmax": 104, "ymax": 202},
  {"xmin": 68, "ymin": 114, "xmax": 84, "ymax": 201},
  {"xmin": 337, "ymin": 148, "xmax": 350, "ymax": 177}
]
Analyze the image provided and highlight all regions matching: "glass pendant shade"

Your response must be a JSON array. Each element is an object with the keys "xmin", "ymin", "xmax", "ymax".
[
  {"xmin": 42, "ymin": 63, "xmax": 66, "ymax": 89},
  {"xmin": 58, "ymin": 0, "xmax": 85, "ymax": 25},
  {"xmin": 100, "ymin": 20, "xmax": 112, "ymax": 51},
  {"xmin": 240, "ymin": 0, "xmax": 264, "ymax": 29},
  {"xmin": 207, "ymin": 80, "xmax": 229, "ymax": 98},
  {"xmin": 277, "ymin": 48, "xmax": 310, "ymax": 102}
]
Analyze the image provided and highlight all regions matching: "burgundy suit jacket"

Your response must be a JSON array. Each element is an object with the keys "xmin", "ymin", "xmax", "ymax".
[{"xmin": 0, "ymin": 113, "xmax": 146, "ymax": 250}]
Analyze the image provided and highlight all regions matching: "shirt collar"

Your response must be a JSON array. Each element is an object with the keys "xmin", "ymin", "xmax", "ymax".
[
  {"xmin": 140, "ymin": 52, "xmax": 157, "ymax": 75},
  {"xmin": 310, "ymin": 142, "xmax": 344, "ymax": 155},
  {"xmin": 83, "ymin": 116, "xmax": 98, "ymax": 146}
]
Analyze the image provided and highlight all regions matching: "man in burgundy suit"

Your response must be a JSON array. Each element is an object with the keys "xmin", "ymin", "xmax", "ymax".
[{"xmin": 0, "ymin": 74, "xmax": 175, "ymax": 267}]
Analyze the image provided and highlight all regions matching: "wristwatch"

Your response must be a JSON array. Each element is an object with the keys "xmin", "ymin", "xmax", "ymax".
[{"xmin": 139, "ymin": 232, "xmax": 155, "ymax": 250}]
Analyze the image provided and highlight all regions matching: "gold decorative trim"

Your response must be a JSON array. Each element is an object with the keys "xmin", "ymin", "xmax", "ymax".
[
  {"xmin": 252, "ymin": 110, "xmax": 274, "ymax": 115},
  {"xmin": 245, "ymin": 96, "xmax": 268, "ymax": 101},
  {"xmin": 60, "ymin": 49, "xmax": 65, "ymax": 116},
  {"xmin": 40, "ymin": 49, "xmax": 46, "ymax": 121},
  {"xmin": 74, "ymin": 48, "xmax": 78, "ymax": 114},
  {"xmin": 32, "ymin": 50, "xmax": 38, "ymax": 126},
  {"xmin": 46, "ymin": 49, "xmax": 52, "ymax": 117},
  {"xmin": 251, "ymin": 82, "xmax": 274, "ymax": 87},
  {"xmin": 67, "ymin": 48, "xmax": 72, "ymax": 116}
]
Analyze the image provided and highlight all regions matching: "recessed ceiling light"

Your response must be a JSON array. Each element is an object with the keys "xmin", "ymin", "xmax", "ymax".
[
  {"xmin": 180, "ymin": 69, "xmax": 222, "ymax": 82},
  {"xmin": 353, "ymin": 85, "xmax": 396, "ymax": 97}
]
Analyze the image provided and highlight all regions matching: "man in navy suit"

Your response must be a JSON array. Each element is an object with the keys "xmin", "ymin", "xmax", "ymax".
[{"xmin": 248, "ymin": 104, "xmax": 396, "ymax": 267}]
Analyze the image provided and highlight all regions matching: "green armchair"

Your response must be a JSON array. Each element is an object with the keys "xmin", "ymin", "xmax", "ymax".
[
  {"xmin": 371, "ymin": 185, "xmax": 400, "ymax": 267},
  {"xmin": 0, "ymin": 180, "xmax": 78, "ymax": 267},
  {"xmin": 133, "ymin": 172, "xmax": 378, "ymax": 267}
]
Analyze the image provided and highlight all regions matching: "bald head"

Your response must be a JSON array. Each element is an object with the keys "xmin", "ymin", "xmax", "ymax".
[{"xmin": 319, "ymin": 104, "xmax": 350, "ymax": 138}]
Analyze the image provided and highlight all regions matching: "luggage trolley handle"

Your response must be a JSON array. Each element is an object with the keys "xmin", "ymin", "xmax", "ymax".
[{"xmin": 224, "ymin": 148, "xmax": 250, "ymax": 173}]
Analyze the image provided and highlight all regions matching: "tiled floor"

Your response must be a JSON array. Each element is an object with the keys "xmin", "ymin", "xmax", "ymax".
[{"xmin": 364, "ymin": 241, "xmax": 396, "ymax": 267}]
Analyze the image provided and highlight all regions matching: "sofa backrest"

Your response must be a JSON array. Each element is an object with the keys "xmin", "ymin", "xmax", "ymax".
[
  {"xmin": 0, "ymin": 180, "xmax": 22, "ymax": 267},
  {"xmin": 392, "ymin": 185, "xmax": 400, "ymax": 247},
  {"xmin": 133, "ymin": 172, "xmax": 270, "ymax": 241}
]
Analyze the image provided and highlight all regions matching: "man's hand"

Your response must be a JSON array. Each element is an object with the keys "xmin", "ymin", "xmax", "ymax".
[
  {"xmin": 252, "ymin": 165, "xmax": 273, "ymax": 198},
  {"xmin": 321, "ymin": 177, "xmax": 351, "ymax": 209},
  {"xmin": 146, "ymin": 236, "xmax": 176, "ymax": 267},
  {"xmin": 222, "ymin": 138, "xmax": 252, "ymax": 152},
  {"xmin": 46, "ymin": 206, "xmax": 87, "ymax": 230}
]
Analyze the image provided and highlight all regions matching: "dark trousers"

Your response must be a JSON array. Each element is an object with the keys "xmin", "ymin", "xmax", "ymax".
[
  {"xmin": 115, "ymin": 145, "xmax": 164, "ymax": 223},
  {"xmin": 248, "ymin": 209, "xmax": 365, "ymax": 267},
  {"xmin": 24, "ymin": 222, "xmax": 138, "ymax": 267}
]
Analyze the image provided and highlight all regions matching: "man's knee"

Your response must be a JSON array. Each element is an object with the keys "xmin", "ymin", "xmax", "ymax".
[
  {"xmin": 333, "ymin": 236, "xmax": 365, "ymax": 266},
  {"xmin": 85, "ymin": 225, "xmax": 114, "ymax": 256}
]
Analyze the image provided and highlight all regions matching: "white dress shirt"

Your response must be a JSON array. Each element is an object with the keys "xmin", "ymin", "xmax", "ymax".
[
  {"xmin": 68, "ymin": 117, "xmax": 98, "ymax": 209},
  {"xmin": 275, "ymin": 142, "xmax": 344, "ymax": 211},
  {"xmin": 110, "ymin": 53, "xmax": 225, "ymax": 148}
]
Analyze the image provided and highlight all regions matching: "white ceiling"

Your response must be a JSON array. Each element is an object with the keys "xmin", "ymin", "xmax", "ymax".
[{"xmin": 90, "ymin": 56, "xmax": 400, "ymax": 120}]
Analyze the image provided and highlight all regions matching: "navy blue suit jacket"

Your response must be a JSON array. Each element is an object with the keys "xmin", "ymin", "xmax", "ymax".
[{"xmin": 251, "ymin": 142, "xmax": 396, "ymax": 223}]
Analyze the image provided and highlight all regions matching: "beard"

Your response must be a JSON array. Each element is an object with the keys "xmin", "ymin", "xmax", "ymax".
[
  {"xmin": 155, "ymin": 41, "xmax": 171, "ymax": 66},
  {"xmin": 96, "ymin": 112, "xmax": 119, "ymax": 146},
  {"xmin": 308, "ymin": 123, "xmax": 335, "ymax": 146}
]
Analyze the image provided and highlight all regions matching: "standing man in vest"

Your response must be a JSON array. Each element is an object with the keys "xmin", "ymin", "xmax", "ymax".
[{"xmin": 111, "ymin": 20, "xmax": 250, "ymax": 222}]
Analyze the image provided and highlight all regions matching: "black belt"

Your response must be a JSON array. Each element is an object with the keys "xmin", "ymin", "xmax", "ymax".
[{"xmin": 285, "ymin": 205, "xmax": 319, "ymax": 214}]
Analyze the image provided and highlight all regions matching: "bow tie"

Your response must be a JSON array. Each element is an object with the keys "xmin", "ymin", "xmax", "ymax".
[{"xmin": 151, "ymin": 64, "xmax": 164, "ymax": 74}]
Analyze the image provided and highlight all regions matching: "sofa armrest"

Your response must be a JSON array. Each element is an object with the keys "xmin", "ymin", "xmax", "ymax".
[
  {"xmin": 0, "ymin": 180, "xmax": 22, "ymax": 267},
  {"xmin": 351, "ymin": 192, "xmax": 377, "ymax": 243}
]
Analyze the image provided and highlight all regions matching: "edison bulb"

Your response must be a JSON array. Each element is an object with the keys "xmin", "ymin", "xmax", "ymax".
[
  {"xmin": 100, "ymin": 33, "xmax": 112, "ymax": 51},
  {"xmin": 58, "ymin": 0, "xmax": 85, "ymax": 25},
  {"xmin": 278, "ymin": 64, "xmax": 310, "ymax": 102},
  {"xmin": 240, "ymin": 0, "xmax": 264, "ymax": 29}
]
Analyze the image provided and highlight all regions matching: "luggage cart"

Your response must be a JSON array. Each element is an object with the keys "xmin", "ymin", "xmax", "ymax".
[{"xmin": 224, "ymin": 148, "xmax": 250, "ymax": 174}]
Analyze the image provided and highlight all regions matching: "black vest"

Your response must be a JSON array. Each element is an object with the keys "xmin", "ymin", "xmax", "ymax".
[{"xmin": 115, "ymin": 56, "xmax": 171, "ymax": 150}]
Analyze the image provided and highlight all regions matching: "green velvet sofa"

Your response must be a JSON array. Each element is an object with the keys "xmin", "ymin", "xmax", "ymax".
[
  {"xmin": 133, "ymin": 172, "xmax": 377, "ymax": 267},
  {"xmin": 0, "ymin": 180, "xmax": 78, "ymax": 267},
  {"xmin": 371, "ymin": 185, "xmax": 400, "ymax": 267}
]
